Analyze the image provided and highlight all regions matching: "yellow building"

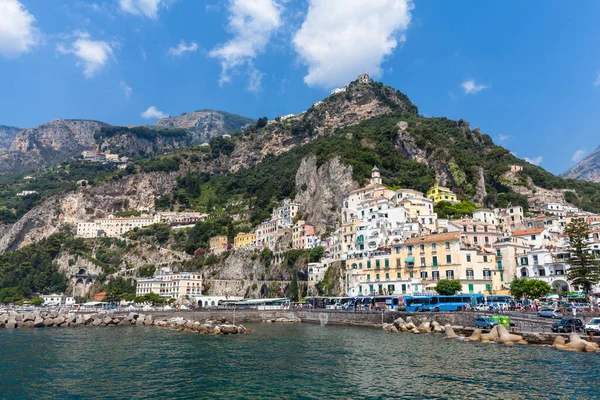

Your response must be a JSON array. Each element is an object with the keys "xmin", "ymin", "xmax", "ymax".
[
  {"xmin": 209, "ymin": 235, "xmax": 229, "ymax": 253},
  {"xmin": 233, "ymin": 232, "xmax": 257, "ymax": 248},
  {"xmin": 390, "ymin": 232, "xmax": 501, "ymax": 295},
  {"xmin": 426, "ymin": 184, "xmax": 458, "ymax": 204}
]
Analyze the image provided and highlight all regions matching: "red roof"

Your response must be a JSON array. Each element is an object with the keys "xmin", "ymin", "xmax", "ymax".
[
  {"xmin": 512, "ymin": 228, "xmax": 545, "ymax": 236},
  {"xmin": 93, "ymin": 292, "xmax": 107, "ymax": 301}
]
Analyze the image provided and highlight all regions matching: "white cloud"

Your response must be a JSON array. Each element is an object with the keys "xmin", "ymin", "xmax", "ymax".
[
  {"xmin": 167, "ymin": 40, "xmax": 198, "ymax": 56},
  {"xmin": 594, "ymin": 72, "xmax": 600, "ymax": 87},
  {"xmin": 57, "ymin": 31, "xmax": 116, "ymax": 78},
  {"xmin": 0, "ymin": 0, "xmax": 39, "ymax": 58},
  {"xmin": 141, "ymin": 106, "xmax": 167, "ymax": 120},
  {"xmin": 497, "ymin": 133, "xmax": 510, "ymax": 142},
  {"xmin": 210, "ymin": 0, "xmax": 282, "ymax": 88},
  {"xmin": 247, "ymin": 66, "xmax": 263, "ymax": 92},
  {"xmin": 120, "ymin": 81, "xmax": 132, "ymax": 99},
  {"xmin": 461, "ymin": 79, "xmax": 489, "ymax": 94},
  {"xmin": 119, "ymin": 0, "xmax": 164, "ymax": 19},
  {"xmin": 524, "ymin": 156, "xmax": 543, "ymax": 166},
  {"xmin": 293, "ymin": 0, "xmax": 413, "ymax": 88},
  {"xmin": 571, "ymin": 149, "xmax": 586, "ymax": 163}
]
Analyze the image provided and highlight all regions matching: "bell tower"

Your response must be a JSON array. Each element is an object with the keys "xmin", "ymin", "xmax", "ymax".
[{"xmin": 370, "ymin": 165, "xmax": 381, "ymax": 185}]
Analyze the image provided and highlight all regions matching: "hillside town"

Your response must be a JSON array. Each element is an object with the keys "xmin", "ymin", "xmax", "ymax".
[{"xmin": 168, "ymin": 166, "xmax": 600, "ymax": 300}]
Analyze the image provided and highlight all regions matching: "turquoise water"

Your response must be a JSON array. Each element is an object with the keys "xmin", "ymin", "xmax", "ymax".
[{"xmin": 1, "ymin": 323, "xmax": 599, "ymax": 399}]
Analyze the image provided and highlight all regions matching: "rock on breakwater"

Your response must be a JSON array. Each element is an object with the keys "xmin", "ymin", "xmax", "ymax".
[{"xmin": 0, "ymin": 311, "xmax": 248, "ymax": 335}]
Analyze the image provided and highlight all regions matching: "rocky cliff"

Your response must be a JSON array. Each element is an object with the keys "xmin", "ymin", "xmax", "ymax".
[
  {"xmin": 561, "ymin": 146, "xmax": 600, "ymax": 182},
  {"xmin": 0, "ymin": 125, "xmax": 21, "ymax": 151},
  {"xmin": 0, "ymin": 172, "xmax": 176, "ymax": 252},
  {"xmin": 156, "ymin": 110, "xmax": 254, "ymax": 141},
  {"xmin": 294, "ymin": 156, "xmax": 358, "ymax": 234},
  {"xmin": 0, "ymin": 119, "xmax": 108, "ymax": 172}
]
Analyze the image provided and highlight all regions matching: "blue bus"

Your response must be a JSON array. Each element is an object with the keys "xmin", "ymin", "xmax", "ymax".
[
  {"xmin": 403, "ymin": 294, "xmax": 484, "ymax": 312},
  {"xmin": 373, "ymin": 295, "xmax": 401, "ymax": 311}
]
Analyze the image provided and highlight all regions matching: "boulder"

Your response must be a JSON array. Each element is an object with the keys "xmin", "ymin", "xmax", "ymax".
[
  {"xmin": 497, "ymin": 325, "xmax": 524, "ymax": 345},
  {"xmin": 23, "ymin": 313, "xmax": 34, "ymax": 322},
  {"xmin": 470, "ymin": 329, "xmax": 482, "ymax": 341},
  {"xmin": 136, "ymin": 319, "xmax": 145, "ymax": 326},
  {"xmin": 118, "ymin": 319, "xmax": 132, "ymax": 326},
  {"xmin": 66, "ymin": 314, "xmax": 76, "ymax": 324},
  {"xmin": 34, "ymin": 317, "xmax": 45, "ymax": 328},
  {"xmin": 411, "ymin": 327, "xmax": 420, "ymax": 334},
  {"xmin": 43, "ymin": 318, "xmax": 54, "ymax": 327},
  {"xmin": 220, "ymin": 325, "xmax": 239, "ymax": 334},
  {"xmin": 75, "ymin": 317, "xmax": 85, "ymax": 326},
  {"xmin": 391, "ymin": 326, "xmax": 399, "ymax": 333},
  {"xmin": 5, "ymin": 321, "xmax": 16, "ymax": 329},
  {"xmin": 54, "ymin": 317, "xmax": 65, "ymax": 326},
  {"xmin": 443, "ymin": 325, "xmax": 458, "ymax": 339},
  {"xmin": 128, "ymin": 312, "xmax": 139, "ymax": 320},
  {"xmin": 144, "ymin": 319, "xmax": 153, "ymax": 326},
  {"xmin": 14, "ymin": 314, "xmax": 23, "ymax": 322},
  {"xmin": 393, "ymin": 317, "xmax": 406, "ymax": 327},
  {"xmin": 103, "ymin": 317, "xmax": 112, "ymax": 325},
  {"xmin": 418, "ymin": 321, "xmax": 432, "ymax": 333}
]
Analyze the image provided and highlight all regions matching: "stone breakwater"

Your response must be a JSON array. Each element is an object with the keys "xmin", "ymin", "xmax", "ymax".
[
  {"xmin": 382, "ymin": 316, "xmax": 600, "ymax": 353},
  {"xmin": 0, "ymin": 311, "xmax": 248, "ymax": 335}
]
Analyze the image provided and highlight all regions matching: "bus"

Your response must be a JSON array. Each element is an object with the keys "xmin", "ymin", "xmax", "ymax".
[
  {"xmin": 404, "ymin": 294, "xmax": 484, "ymax": 312},
  {"xmin": 482, "ymin": 295, "xmax": 511, "ymax": 308},
  {"xmin": 373, "ymin": 295, "xmax": 401, "ymax": 311}
]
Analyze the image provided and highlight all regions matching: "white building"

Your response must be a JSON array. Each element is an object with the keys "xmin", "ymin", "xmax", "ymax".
[
  {"xmin": 77, "ymin": 215, "xmax": 160, "ymax": 238},
  {"xmin": 40, "ymin": 294, "xmax": 75, "ymax": 306},
  {"xmin": 136, "ymin": 269, "xmax": 203, "ymax": 299},
  {"xmin": 271, "ymin": 199, "xmax": 299, "ymax": 228},
  {"xmin": 16, "ymin": 190, "xmax": 37, "ymax": 197}
]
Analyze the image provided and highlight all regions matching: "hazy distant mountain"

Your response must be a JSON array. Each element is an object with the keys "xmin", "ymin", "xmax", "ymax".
[
  {"xmin": 561, "ymin": 146, "xmax": 600, "ymax": 182},
  {"xmin": 0, "ymin": 125, "xmax": 21, "ymax": 151},
  {"xmin": 156, "ymin": 109, "xmax": 255, "ymax": 141}
]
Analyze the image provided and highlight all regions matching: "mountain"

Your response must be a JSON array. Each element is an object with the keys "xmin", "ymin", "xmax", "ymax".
[
  {"xmin": 2, "ymin": 77, "xmax": 600, "ymax": 253},
  {"xmin": 0, "ymin": 110, "xmax": 254, "ymax": 173},
  {"xmin": 95, "ymin": 110, "xmax": 254, "ymax": 158},
  {"xmin": 561, "ymin": 146, "xmax": 600, "ymax": 182},
  {"xmin": 0, "ymin": 119, "xmax": 108, "ymax": 172},
  {"xmin": 156, "ymin": 109, "xmax": 254, "ymax": 137},
  {"xmin": 0, "ymin": 125, "xmax": 21, "ymax": 151}
]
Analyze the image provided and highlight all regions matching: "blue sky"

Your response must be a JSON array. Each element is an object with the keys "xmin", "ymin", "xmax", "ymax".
[{"xmin": 1, "ymin": 1, "xmax": 599, "ymax": 175}]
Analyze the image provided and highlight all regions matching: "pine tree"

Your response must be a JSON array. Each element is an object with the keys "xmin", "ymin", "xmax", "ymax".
[
  {"xmin": 289, "ymin": 269, "xmax": 299, "ymax": 302},
  {"xmin": 565, "ymin": 219, "xmax": 600, "ymax": 294}
]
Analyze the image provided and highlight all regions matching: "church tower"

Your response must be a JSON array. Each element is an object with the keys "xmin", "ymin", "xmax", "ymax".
[{"xmin": 370, "ymin": 165, "xmax": 382, "ymax": 185}]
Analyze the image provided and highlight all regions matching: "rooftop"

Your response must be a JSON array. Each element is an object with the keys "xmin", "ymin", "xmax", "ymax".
[
  {"xmin": 402, "ymin": 231, "xmax": 461, "ymax": 245},
  {"xmin": 512, "ymin": 228, "xmax": 546, "ymax": 236}
]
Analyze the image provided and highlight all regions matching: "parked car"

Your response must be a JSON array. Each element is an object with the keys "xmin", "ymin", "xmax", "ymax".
[
  {"xmin": 474, "ymin": 304, "xmax": 488, "ymax": 311},
  {"xmin": 551, "ymin": 318, "xmax": 584, "ymax": 333},
  {"xmin": 538, "ymin": 308, "xmax": 563, "ymax": 319},
  {"xmin": 584, "ymin": 318, "xmax": 600, "ymax": 335},
  {"xmin": 475, "ymin": 316, "xmax": 498, "ymax": 329}
]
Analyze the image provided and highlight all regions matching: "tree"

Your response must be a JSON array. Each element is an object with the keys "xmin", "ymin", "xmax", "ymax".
[
  {"xmin": 256, "ymin": 117, "xmax": 268, "ymax": 129},
  {"xmin": 289, "ymin": 269, "xmax": 299, "ymax": 301},
  {"xmin": 509, "ymin": 278, "xmax": 551, "ymax": 299},
  {"xmin": 138, "ymin": 264, "xmax": 156, "ymax": 278},
  {"xmin": 30, "ymin": 296, "xmax": 43, "ymax": 306},
  {"xmin": 565, "ymin": 219, "xmax": 600, "ymax": 294},
  {"xmin": 435, "ymin": 279, "xmax": 462, "ymax": 295}
]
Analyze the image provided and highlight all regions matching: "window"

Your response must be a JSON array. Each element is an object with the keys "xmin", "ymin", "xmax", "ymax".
[
  {"xmin": 420, "ymin": 244, "xmax": 425, "ymax": 253},
  {"xmin": 466, "ymin": 269, "xmax": 474, "ymax": 279},
  {"xmin": 485, "ymin": 284, "xmax": 491, "ymax": 292},
  {"xmin": 367, "ymin": 261, "xmax": 371, "ymax": 269},
  {"xmin": 385, "ymin": 273, "xmax": 389, "ymax": 280},
  {"xmin": 520, "ymin": 257, "xmax": 528, "ymax": 265},
  {"xmin": 500, "ymin": 273, "xmax": 504, "ymax": 282},
  {"xmin": 420, "ymin": 271, "xmax": 428, "ymax": 279},
  {"xmin": 468, "ymin": 284, "xmax": 474, "ymax": 293},
  {"xmin": 409, "ymin": 272, "xmax": 414, "ymax": 278},
  {"xmin": 445, "ymin": 242, "xmax": 450, "ymax": 249},
  {"xmin": 432, "ymin": 256, "xmax": 438, "ymax": 267},
  {"xmin": 385, "ymin": 259, "xmax": 389, "ymax": 268},
  {"xmin": 531, "ymin": 235, "xmax": 537, "ymax": 240},
  {"xmin": 483, "ymin": 255, "xmax": 488, "ymax": 262},
  {"xmin": 483, "ymin": 270, "xmax": 491, "ymax": 278},
  {"xmin": 395, "ymin": 247, "xmax": 400, "ymax": 254},
  {"xmin": 408, "ymin": 246, "xmax": 413, "ymax": 255},
  {"xmin": 396, "ymin": 259, "xmax": 401, "ymax": 268},
  {"xmin": 432, "ymin": 243, "xmax": 437, "ymax": 251},
  {"xmin": 466, "ymin": 254, "xmax": 471, "ymax": 262},
  {"xmin": 376, "ymin": 274, "xmax": 380, "ymax": 280},
  {"xmin": 474, "ymin": 237, "xmax": 478, "ymax": 244},
  {"xmin": 496, "ymin": 249, "xmax": 501, "ymax": 257},
  {"xmin": 446, "ymin": 255, "xmax": 452, "ymax": 264},
  {"xmin": 446, "ymin": 270, "xmax": 454, "ymax": 279},
  {"xmin": 432, "ymin": 271, "xmax": 440, "ymax": 280},
  {"xmin": 497, "ymin": 261, "xmax": 503, "ymax": 270},
  {"xmin": 376, "ymin": 260, "xmax": 380, "ymax": 269},
  {"xmin": 397, "ymin": 272, "xmax": 401, "ymax": 279},
  {"xmin": 367, "ymin": 274, "xmax": 371, "ymax": 281}
]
